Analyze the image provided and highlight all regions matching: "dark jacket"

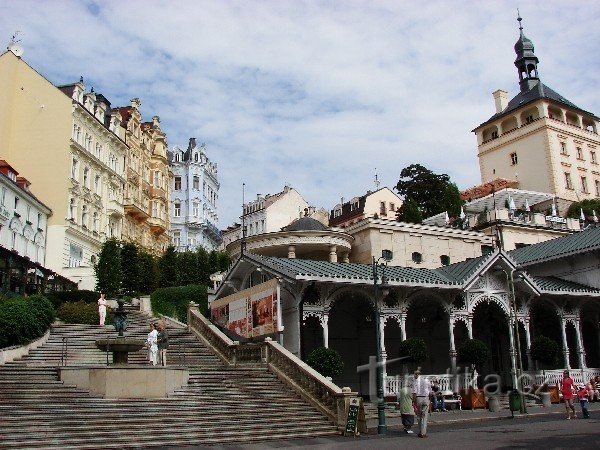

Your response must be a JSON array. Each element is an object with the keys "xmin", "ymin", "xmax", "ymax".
[{"xmin": 157, "ymin": 329, "xmax": 169, "ymax": 349}]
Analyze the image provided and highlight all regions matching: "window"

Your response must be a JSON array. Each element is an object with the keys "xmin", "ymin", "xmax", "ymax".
[
  {"xmin": 481, "ymin": 245, "xmax": 494, "ymax": 255},
  {"xmin": 380, "ymin": 201, "xmax": 387, "ymax": 216},
  {"xmin": 14, "ymin": 196, "xmax": 19, "ymax": 210},
  {"xmin": 525, "ymin": 115, "xmax": 534, "ymax": 124},
  {"xmin": 390, "ymin": 203, "xmax": 395, "ymax": 212},
  {"xmin": 174, "ymin": 153, "xmax": 180, "ymax": 163},
  {"xmin": 69, "ymin": 243, "xmax": 83, "ymax": 267},
  {"xmin": 37, "ymin": 213, "xmax": 42, "ymax": 229},
  {"xmin": 560, "ymin": 142, "xmax": 568, "ymax": 155},
  {"xmin": 1, "ymin": 187, "xmax": 5, "ymax": 205},
  {"xmin": 194, "ymin": 152, "xmax": 199, "ymax": 162},
  {"xmin": 26, "ymin": 205, "xmax": 31, "ymax": 222},
  {"xmin": 174, "ymin": 202, "xmax": 181, "ymax": 217},
  {"xmin": 94, "ymin": 175, "xmax": 101, "ymax": 194},
  {"xmin": 591, "ymin": 151, "xmax": 597, "ymax": 164},
  {"xmin": 491, "ymin": 130, "xmax": 498, "ymax": 139},
  {"xmin": 581, "ymin": 176, "xmax": 588, "ymax": 193},
  {"xmin": 152, "ymin": 201, "xmax": 158, "ymax": 217},
  {"xmin": 95, "ymin": 143, "xmax": 102, "ymax": 159},
  {"xmin": 564, "ymin": 172, "xmax": 573, "ymax": 190},
  {"xmin": 83, "ymin": 167, "xmax": 90, "ymax": 188},
  {"xmin": 577, "ymin": 147, "xmax": 584, "ymax": 160},
  {"xmin": 188, "ymin": 237, "xmax": 195, "ymax": 247},
  {"xmin": 333, "ymin": 209, "xmax": 342, "ymax": 218},
  {"xmin": 350, "ymin": 201, "xmax": 359, "ymax": 211},
  {"xmin": 514, "ymin": 243, "xmax": 530, "ymax": 249},
  {"xmin": 69, "ymin": 198, "xmax": 76, "ymax": 220},
  {"xmin": 440, "ymin": 255, "xmax": 450, "ymax": 266},
  {"xmin": 193, "ymin": 176, "xmax": 200, "ymax": 190},
  {"xmin": 174, "ymin": 176, "xmax": 181, "ymax": 191},
  {"xmin": 596, "ymin": 180, "xmax": 600, "ymax": 197},
  {"xmin": 412, "ymin": 252, "xmax": 422, "ymax": 264},
  {"xmin": 154, "ymin": 171, "xmax": 159, "ymax": 187},
  {"xmin": 193, "ymin": 201, "xmax": 199, "ymax": 217},
  {"xmin": 93, "ymin": 212, "xmax": 99, "ymax": 232},
  {"xmin": 81, "ymin": 205, "xmax": 88, "ymax": 228},
  {"xmin": 71, "ymin": 157, "xmax": 78, "ymax": 179},
  {"xmin": 510, "ymin": 152, "xmax": 518, "ymax": 165},
  {"xmin": 172, "ymin": 231, "xmax": 181, "ymax": 247}
]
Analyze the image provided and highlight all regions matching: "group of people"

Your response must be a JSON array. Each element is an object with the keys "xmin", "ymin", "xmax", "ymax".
[
  {"xmin": 145, "ymin": 321, "xmax": 169, "ymax": 366},
  {"xmin": 97, "ymin": 293, "xmax": 169, "ymax": 366},
  {"xmin": 397, "ymin": 369, "xmax": 442, "ymax": 438},
  {"xmin": 561, "ymin": 370, "xmax": 598, "ymax": 420}
]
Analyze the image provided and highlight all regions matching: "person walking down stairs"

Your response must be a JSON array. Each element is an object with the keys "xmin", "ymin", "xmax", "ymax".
[
  {"xmin": 146, "ymin": 323, "xmax": 158, "ymax": 366},
  {"xmin": 156, "ymin": 320, "xmax": 169, "ymax": 366},
  {"xmin": 97, "ymin": 293, "xmax": 109, "ymax": 326}
]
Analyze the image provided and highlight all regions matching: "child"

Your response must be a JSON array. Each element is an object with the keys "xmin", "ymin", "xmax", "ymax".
[
  {"xmin": 577, "ymin": 384, "xmax": 590, "ymax": 419},
  {"xmin": 398, "ymin": 386, "xmax": 416, "ymax": 434}
]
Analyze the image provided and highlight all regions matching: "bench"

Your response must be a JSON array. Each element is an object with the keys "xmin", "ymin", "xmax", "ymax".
[{"xmin": 441, "ymin": 391, "xmax": 462, "ymax": 410}]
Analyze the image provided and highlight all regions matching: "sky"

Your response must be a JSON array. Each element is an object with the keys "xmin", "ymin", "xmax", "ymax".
[{"xmin": 1, "ymin": 0, "xmax": 599, "ymax": 228}]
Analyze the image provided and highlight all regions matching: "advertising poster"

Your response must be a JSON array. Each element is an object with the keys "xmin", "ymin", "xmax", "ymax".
[{"xmin": 210, "ymin": 278, "xmax": 280, "ymax": 339}]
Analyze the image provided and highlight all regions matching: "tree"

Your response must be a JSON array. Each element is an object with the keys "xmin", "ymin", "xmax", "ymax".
[
  {"xmin": 398, "ymin": 337, "xmax": 428, "ymax": 365},
  {"xmin": 158, "ymin": 246, "xmax": 178, "ymax": 288},
  {"xmin": 566, "ymin": 199, "xmax": 600, "ymax": 220},
  {"xmin": 457, "ymin": 339, "xmax": 489, "ymax": 372},
  {"xmin": 395, "ymin": 164, "xmax": 464, "ymax": 219},
  {"xmin": 177, "ymin": 251, "xmax": 200, "ymax": 286},
  {"xmin": 208, "ymin": 250, "xmax": 219, "ymax": 275},
  {"xmin": 196, "ymin": 246, "xmax": 210, "ymax": 284},
  {"xmin": 216, "ymin": 251, "xmax": 231, "ymax": 272},
  {"xmin": 94, "ymin": 238, "xmax": 122, "ymax": 297},
  {"xmin": 138, "ymin": 250, "xmax": 159, "ymax": 295},
  {"xmin": 396, "ymin": 198, "xmax": 423, "ymax": 224},
  {"xmin": 530, "ymin": 335, "xmax": 561, "ymax": 369},
  {"xmin": 120, "ymin": 242, "xmax": 140, "ymax": 295},
  {"xmin": 306, "ymin": 347, "xmax": 344, "ymax": 378}
]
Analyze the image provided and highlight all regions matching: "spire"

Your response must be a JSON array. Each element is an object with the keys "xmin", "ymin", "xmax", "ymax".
[{"xmin": 513, "ymin": 13, "xmax": 540, "ymax": 93}]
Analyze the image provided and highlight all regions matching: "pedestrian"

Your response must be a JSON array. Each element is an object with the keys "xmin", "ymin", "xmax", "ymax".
[
  {"xmin": 97, "ymin": 293, "xmax": 108, "ymax": 326},
  {"xmin": 146, "ymin": 323, "xmax": 158, "ymax": 366},
  {"xmin": 577, "ymin": 384, "xmax": 590, "ymax": 419},
  {"xmin": 397, "ymin": 386, "xmax": 415, "ymax": 434},
  {"xmin": 156, "ymin": 320, "xmax": 169, "ymax": 366},
  {"xmin": 412, "ymin": 369, "xmax": 431, "ymax": 438},
  {"xmin": 561, "ymin": 370, "xmax": 576, "ymax": 419},
  {"xmin": 430, "ymin": 378, "xmax": 446, "ymax": 412}
]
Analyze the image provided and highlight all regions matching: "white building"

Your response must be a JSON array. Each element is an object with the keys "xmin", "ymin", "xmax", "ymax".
[
  {"xmin": 168, "ymin": 138, "xmax": 221, "ymax": 251},
  {"xmin": 0, "ymin": 161, "xmax": 50, "ymax": 265}
]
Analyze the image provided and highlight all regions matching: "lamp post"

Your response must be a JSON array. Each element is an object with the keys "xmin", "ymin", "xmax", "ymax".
[{"xmin": 372, "ymin": 249, "xmax": 393, "ymax": 435}]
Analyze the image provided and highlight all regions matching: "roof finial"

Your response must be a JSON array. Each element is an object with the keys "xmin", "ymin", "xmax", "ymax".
[{"xmin": 517, "ymin": 9, "xmax": 523, "ymax": 32}]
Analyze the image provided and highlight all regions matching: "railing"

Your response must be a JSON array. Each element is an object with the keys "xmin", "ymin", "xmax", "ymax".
[
  {"xmin": 187, "ymin": 305, "xmax": 355, "ymax": 427},
  {"xmin": 60, "ymin": 337, "xmax": 68, "ymax": 366},
  {"xmin": 386, "ymin": 372, "xmax": 475, "ymax": 395},
  {"xmin": 524, "ymin": 368, "xmax": 600, "ymax": 387}
]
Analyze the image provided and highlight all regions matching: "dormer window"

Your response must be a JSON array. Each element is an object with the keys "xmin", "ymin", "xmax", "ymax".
[
  {"xmin": 194, "ymin": 152, "xmax": 199, "ymax": 162},
  {"xmin": 7, "ymin": 171, "xmax": 17, "ymax": 182},
  {"xmin": 491, "ymin": 130, "xmax": 499, "ymax": 139},
  {"xmin": 333, "ymin": 208, "xmax": 342, "ymax": 218},
  {"xmin": 525, "ymin": 115, "xmax": 534, "ymax": 124}
]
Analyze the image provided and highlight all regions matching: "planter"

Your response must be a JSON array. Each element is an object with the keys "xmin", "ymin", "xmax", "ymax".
[
  {"xmin": 539, "ymin": 392, "xmax": 551, "ymax": 407},
  {"xmin": 546, "ymin": 385, "xmax": 560, "ymax": 404},
  {"xmin": 460, "ymin": 387, "xmax": 486, "ymax": 410},
  {"xmin": 487, "ymin": 396, "xmax": 500, "ymax": 412}
]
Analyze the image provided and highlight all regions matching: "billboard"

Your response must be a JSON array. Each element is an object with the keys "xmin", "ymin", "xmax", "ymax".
[{"xmin": 210, "ymin": 278, "xmax": 281, "ymax": 339}]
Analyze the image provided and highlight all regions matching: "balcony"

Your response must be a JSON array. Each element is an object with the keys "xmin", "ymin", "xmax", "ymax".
[
  {"xmin": 107, "ymin": 199, "xmax": 123, "ymax": 218},
  {"xmin": 147, "ymin": 216, "xmax": 167, "ymax": 235},
  {"xmin": 124, "ymin": 201, "xmax": 150, "ymax": 222},
  {"xmin": 150, "ymin": 186, "xmax": 167, "ymax": 200}
]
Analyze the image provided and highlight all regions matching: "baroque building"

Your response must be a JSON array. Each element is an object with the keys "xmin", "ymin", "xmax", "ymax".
[
  {"xmin": 0, "ymin": 50, "xmax": 127, "ymax": 289},
  {"xmin": 169, "ymin": 138, "xmax": 221, "ymax": 251},
  {"xmin": 473, "ymin": 16, "xmax": 600, "ymax": 201},
  {"xmin": 118, "ymin": 99, "xmax": 170, "ymax": 254}
]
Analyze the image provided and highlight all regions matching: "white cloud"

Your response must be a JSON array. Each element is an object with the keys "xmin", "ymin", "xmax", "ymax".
[{"xmin": 1, "ymin": 0, "xmax": 598, "ymax": 228}]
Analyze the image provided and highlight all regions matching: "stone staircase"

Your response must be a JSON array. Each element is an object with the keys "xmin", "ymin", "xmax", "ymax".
[{"xmin": 0, "ymin": 307, "xmax": 337, "ymax": 448}]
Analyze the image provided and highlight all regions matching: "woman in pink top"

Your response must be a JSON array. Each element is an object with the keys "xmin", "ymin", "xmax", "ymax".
[{"xmin": 561, "ymin": 370, "xmax": 576, "ymax": 419}]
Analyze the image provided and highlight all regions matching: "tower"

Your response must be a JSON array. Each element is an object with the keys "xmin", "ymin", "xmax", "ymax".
[{"xmin": 472, "ymin": 15, "xmax": 600, "ymax": 203}]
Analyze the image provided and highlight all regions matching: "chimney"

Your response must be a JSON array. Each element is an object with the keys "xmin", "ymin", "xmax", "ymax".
[
  {"xmin": 152, "ymin": 116, "xmax": 160, "ymax": 127},
  {"xmin": 341, "ymin": 197, "xmax": 345, "ymax": 205},
  {"xmin": 492, "ymin": 89, "xmax": 508, "ymax": 113},
  {"xmin": 130, "ymin": 98, "xmax": 141, "ymax": 109}
]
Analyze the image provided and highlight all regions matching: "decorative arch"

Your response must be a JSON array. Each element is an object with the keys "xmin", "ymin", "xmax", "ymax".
[
  {"xmin": 404, "ymin": 289, "xmax": 450, "ymax": 315},
  {"xmin": 469, "ymin": 293, "xmax": 510, "ymax": 316},
  {"xmin": 325, "ymin": 286, "xmax": 374, "ymax": 310}
]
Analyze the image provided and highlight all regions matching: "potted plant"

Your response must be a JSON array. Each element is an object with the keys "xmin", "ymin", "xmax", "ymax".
[
  {"xmin": 398, "ymin": 337, "xmax": 428, "ymax": 372},
  {"xmin": 457, "ymin": 339, "xmax": 489, "ymax": 409},
  {"xmin": 306, "ymin": 347, "xmax": 344, "ymax": 380}
]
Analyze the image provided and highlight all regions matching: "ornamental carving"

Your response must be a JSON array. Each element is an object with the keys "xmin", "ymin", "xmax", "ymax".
[{"xmin": 469, "ymin": 294, "xmax": 510, "ymax": 316}]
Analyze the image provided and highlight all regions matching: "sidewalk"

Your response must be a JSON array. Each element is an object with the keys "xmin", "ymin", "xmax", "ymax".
[{"xmin": 364, "ymin": 401, "xmax": 573, "ymax": 431}]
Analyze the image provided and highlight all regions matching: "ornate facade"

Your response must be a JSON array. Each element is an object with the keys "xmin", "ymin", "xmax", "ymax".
[
  {"xmin": 169, "ymin": 138, "xmax": 221, "ymax": 252},
  {"xmin": 119, "ymin": 99, "xmax": 170, "ymax": 255}
]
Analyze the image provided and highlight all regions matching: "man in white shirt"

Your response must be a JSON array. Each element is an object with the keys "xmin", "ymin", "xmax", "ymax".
[{"xmin": 412, "ymin": 369, "xmax": 431, "ymax": 438}]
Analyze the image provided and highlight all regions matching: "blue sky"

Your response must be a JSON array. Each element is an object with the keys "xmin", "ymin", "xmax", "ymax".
[{"xmin": 1, "ymin": 0, "xmax": 599, "ymax": 228}]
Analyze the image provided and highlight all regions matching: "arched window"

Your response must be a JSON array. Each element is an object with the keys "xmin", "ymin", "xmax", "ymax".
[
  {"xmin": 81, "ymin": 205, "xmax": 88, "ymax": 228},
  {"xmin": 440, "ymin": 255, "xmax": 450, "ymax": 266},
  {"xmin": 412, "ymin": 252, "xmax": 422, "ymax": 264}
]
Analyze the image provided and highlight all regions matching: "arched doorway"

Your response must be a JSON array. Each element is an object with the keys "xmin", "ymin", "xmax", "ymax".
[
  {"xmin": 328, "ymin": 293, "xmax": 376, "ymax": 395},
  {"xmin": 566, "ymin": 322, "xmax": 579, "ymax": 369},
  {"xmin": 472, "ymin": 299, "xmax": 511, "ymax": 388},
  {"xmin": 581, "ymin": 303, "xmax": 600, "ymax": 368},
  {"xmin": 530, "ymin": 300, "xmax": 564, "ymax": 368},
  {"xmin": 405, "ymin": 296, "xmax": 450, "ymax": 375},
  {"xmin": 384, "ymin": 319, "xmax": 402, "ymax": 376},
  {"xmin": 301, "ymin": 316, "xmax": 323, "ymax": 360}
]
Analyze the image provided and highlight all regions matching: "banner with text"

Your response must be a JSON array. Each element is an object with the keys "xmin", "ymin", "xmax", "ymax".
[{"xmin": 210, "ymin": 278, "xmax": 281, "ymax": 339}]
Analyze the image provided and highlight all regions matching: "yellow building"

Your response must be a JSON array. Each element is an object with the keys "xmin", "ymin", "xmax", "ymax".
[
  {"xmin": 0, "ymin": 50, "xmax": 127, "ymax": 289},
  {"xmin": 118, "ymin": 99, "xmax": 170, "ymax": 254},
  {"xmin": 473, "ymin": 17, "xmax": 600, "ymax": 201}
]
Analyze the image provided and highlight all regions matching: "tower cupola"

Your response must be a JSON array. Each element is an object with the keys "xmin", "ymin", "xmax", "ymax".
[{"xmin": 514, "ymin": 14, "xmax": 540, "ymax": 93}]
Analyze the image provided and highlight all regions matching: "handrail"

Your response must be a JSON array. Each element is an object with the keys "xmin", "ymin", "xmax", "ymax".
[
  {"xmin": 187, "ymin": 304, "xmax": 356, "ymax": 427},
  {"xmin": 61, "ymin": 337, "xmax": 68, "ymax": 366}
]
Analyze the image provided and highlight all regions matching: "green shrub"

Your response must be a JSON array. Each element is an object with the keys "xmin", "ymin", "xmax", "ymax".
[
  {"xmin": 150, "ymin": 284, "xmax": 208, "ymax": 324},
  {"xmin": 0, "ymin": 295, "xmax": 55, "ymax": 348},
  {"xmin": 57, "ymin": 301, "xmax": 113, "ymax": 325},
  {"xmin": 457, "ymin": 339, "xmax": 489, "ymax": 369},
  {"xmin": 306, "ymin": 347, "xmax": 344, "ymax": 378},
  {"xmin": 46, "ymin": 290, "xmax": 99, "ymax": 309},
  {"xmin": 530, "ymin": 335, "xmax": 561, "ymax": 368},
  {"xmin": 398, "ymin": 337, "xmax": 428, "ymax": 364}
]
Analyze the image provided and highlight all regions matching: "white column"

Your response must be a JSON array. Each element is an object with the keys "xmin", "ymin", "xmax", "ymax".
[
  {"xmin": 400, "ymin": 314, "xmax": 407, "ymax": 341},
  {"xmin": 449, "ymin": 316, "xmax": 457, "ymax": 373},
  {"xmin": 508, "ymin": 318, "xmax": 518, "ymax": 388},
  {"xmin": 560, "ymin": 317, "xmax": 570, "ymax": 370},
  {"xmin": 467, "ymin": 315, "xmax": 473, "ymax": 339},
  {"xmin": 575, "ymin": 319, "xmax": 586, "ymax": 369},
  {"xmin": 322, "ymin": 313, "xmax": 329, "ymax": 349},
  {"xmin": 329, "ymin": 245, "xmax": 337, "ymax": 263},
  {"xmin": 524, "ymin": 318, "xmax": 534, "ymax": 371},
  {"xmin": 288, "ymin": 245, "xmax": 296, "ymax": 259}
]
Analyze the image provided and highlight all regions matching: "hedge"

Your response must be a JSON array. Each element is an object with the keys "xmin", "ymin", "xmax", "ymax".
[
  {"xmin": 46, "ymin": 290, "xmax": 99, "ymax": 309},
  {"xmin": 306, "ymin": 347, "xmax": 344, "ymax": 378},
  {"xmin": 57, "ymin": 301, "xmax": 113, "ymax": 325},
  {"xmin": 0, "ymin": 295, "xmax": 55, "ymax": 348},
  {"xmin": 150, "ymin": 284, "xmax": 208, "ymax": 324}
]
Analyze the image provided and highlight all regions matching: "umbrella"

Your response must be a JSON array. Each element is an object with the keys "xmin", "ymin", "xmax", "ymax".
[
  {"xmin": 593, "ymin": 210, "xmax": 598, "ymax": 223},
  {"xmin": 460, "ymin": 206, "xmax": 466, "ymax": 220},
  {"xmin": 444, "ymin": 211, "xmax": 450, "ymax": 225},
  {"xmin": 580, "ymin": 208, "xmax": 586, "ymax": 221},
  {"xmin": 524, "ymin": 199, "xmax": 530, "ymax": 212},
  {"xmin": 509, "ymin": 196, "xmax": 516, "ymax": 211},
  {"xmin": 551, "ymin": 201, "xmax": 557, "ymax": 217}
]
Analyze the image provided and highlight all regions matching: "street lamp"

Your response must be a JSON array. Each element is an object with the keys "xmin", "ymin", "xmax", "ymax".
[
  {"xmin": 495, "ymin": 266, "xmax": 527, "ymax": 414},
  {"xmin": 373, "ymin": 249, "xmax": 393, "ymax": 434}
]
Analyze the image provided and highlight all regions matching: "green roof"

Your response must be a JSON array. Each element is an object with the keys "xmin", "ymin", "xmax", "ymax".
[
  {"xmin": 509, "ymin": 227, "xmax": 600, "ymax": 266},
  {"xmin": 532, "ymin": 276, "xmax": 600, "ymax": 294}
]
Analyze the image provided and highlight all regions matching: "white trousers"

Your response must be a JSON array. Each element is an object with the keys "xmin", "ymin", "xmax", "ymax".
[
  {"xmin": 417, "ymin": 397, "xmax": 430, "ymax": 436},
  {"xmin": 98, "ymin": 307, "xmax": 106, "ymax": 326}
]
